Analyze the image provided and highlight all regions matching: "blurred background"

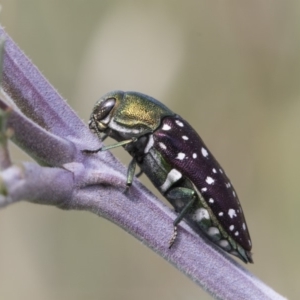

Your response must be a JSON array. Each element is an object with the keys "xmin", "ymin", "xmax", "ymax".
[{"xmin": 1, "ymin": 1, "xmax": 299, "ymax": 299}]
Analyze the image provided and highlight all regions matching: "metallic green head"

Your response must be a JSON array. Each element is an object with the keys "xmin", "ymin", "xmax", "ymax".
[{"xmin": 89, "ymin": 91, "xmax": 174, "ymax": 139}]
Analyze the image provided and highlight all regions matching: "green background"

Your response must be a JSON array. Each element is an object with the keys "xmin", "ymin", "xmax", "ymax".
[{"xmin": 1, "ymin": 1, "xmax": 300, "ymax": 299}]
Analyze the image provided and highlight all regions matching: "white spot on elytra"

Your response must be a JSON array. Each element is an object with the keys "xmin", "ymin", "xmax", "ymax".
[
  {"xmin": 219, "ymin": 168, "xmax": 223, "ymax": 173},
  {"xmin": 201, "ymin": 147, "xmax": 208, "ymax": 157},
  {"xmin": 193, "ymin": 153, "xmax": 197, "ymax": 159},
  {"xmin": 209, "ymin": 198, "xmax": 214, "ymax": 203},
  {"xmin": 176, "ymin": 152, "xmax": 186, "ymax": 160},
  {"xmin": 201, "ymin": 187, "xmax": 207, "ymax": 192},
  {"xmin": 248, "ymin": 240, "xmax": 252, "ymax": 246},
  {"xmin": 212, "ymin": 168, "xmax": 217, "ymax": 173},
  {"xmin": 159, "ymin": 142, "xmax": 167, "ymax": 150},
  {"xmin": 234, "ymin": 231, "xmax": 239, "ymax": 236},
  {"xmin": 228, "ymin": 209, "xmax": 237, "ymax": 218},
  {"xmin": 175, "ymin": 120, "xmax": 184, "ymax": 127},
  {"xmin": 206, "ymin": 176, "xmax": 214, "ymax": 185},
  {"xmin": 218, "ymin": 212, "xmax": 224, "ymax": 216},
  {"xmin": 229, "ymin": 225, "xmax": 234, "ymax": 231},
  {"xmin": 162, "ymin": 123, "xmax": 171, "ymax": 131},
  {"xmin": 182, "ymin": 135, "xmax": 189, "ymax": 140},
  {"xmin": 160, "ymin": 169, "xmax": 182, "ymax": 192},
  {"xmin": 232, "ymin": 191, "xmax": 236, "ymax": 197},
  {"xmin": 242, "ymin": 223, "xmax": 246, "ymax": 230},
  {"xmin": 225, "ymin": 182, "xmax": 231, "ymax": 188},
  {"xmin": 193, "ymin": 208, "xmax": 210, "ymax": 222}
]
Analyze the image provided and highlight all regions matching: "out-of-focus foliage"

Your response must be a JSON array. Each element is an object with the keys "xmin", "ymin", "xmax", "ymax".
[{"xmin": 1, "ymin": 1, "xmax": 299, "ymax": 299}]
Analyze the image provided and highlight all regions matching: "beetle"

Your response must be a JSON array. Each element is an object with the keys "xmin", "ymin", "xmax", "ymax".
[{"xmin": 84, "ymin": 91, "xmax": 253, "ymax": 263}]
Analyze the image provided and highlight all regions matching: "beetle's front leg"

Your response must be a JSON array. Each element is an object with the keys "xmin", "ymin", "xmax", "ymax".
[{"xmin": 165, "ymin": 187, "xmax": 196, "ymax": 248}]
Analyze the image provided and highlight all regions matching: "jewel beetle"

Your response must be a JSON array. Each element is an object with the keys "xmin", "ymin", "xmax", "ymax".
[{"xmin": 85, "ymin": 91, "xmax": 253, "ymax": 263}]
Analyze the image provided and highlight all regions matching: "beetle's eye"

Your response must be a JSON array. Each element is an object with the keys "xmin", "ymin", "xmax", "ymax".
[{"xmin": 94, "ymin": 98, "xmax": 116, "ymax": 121}]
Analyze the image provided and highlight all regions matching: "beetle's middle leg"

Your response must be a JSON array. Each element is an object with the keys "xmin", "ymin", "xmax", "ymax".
[
  {"xmin": 126, "ymin": 158, "xmax": 137, "ymax": 187},
  {"xmin": 165, "ymin": 187, "xmax": 196, "ymax": 248}
]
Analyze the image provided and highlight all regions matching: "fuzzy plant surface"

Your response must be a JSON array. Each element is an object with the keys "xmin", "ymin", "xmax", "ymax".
[{"xmin": 0, "ymin": 27, "xmax": 286, "ymax": 300}]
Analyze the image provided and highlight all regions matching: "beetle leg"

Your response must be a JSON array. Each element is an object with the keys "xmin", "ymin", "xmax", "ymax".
[
  {"xmin": 166, "ymin": 187, "xmax": 196, "ymax": 248},
  {"xmin": 135, "ymin": 168, "xmax": 143, "ymax": 178},
  {"xmin": 168, "ymin": 226, "xmax": 178, "ymax": 248},
  {"xmin": 126, "ymin": 158, "xmax": 137, "ymax": 187}
]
